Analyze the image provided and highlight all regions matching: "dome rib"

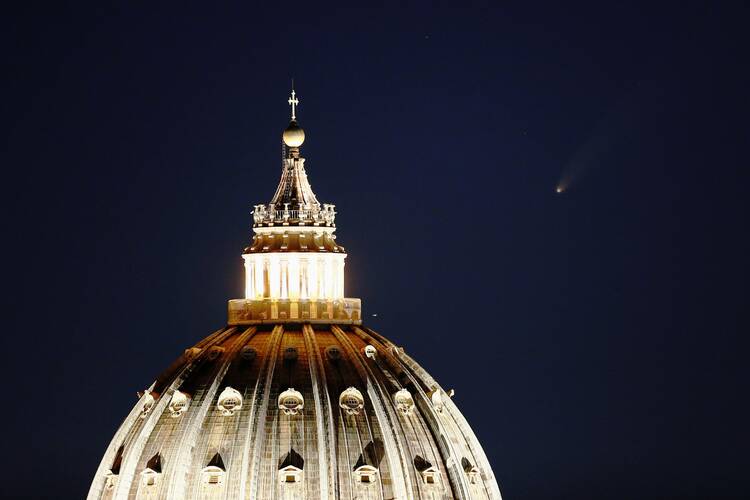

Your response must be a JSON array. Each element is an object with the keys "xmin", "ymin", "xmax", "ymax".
[
  {"xmin": 302, "ymin": 324, "xmax": 336, "ymax": 499},
  {"xmin": 245, "ymin": 325, "xmax": 284, "ymax": 499}
]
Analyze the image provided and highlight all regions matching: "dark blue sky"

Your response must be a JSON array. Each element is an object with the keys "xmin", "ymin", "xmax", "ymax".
[{"xmin": 3, "ymin": 2, "xmax": 749, "ymax": 499}]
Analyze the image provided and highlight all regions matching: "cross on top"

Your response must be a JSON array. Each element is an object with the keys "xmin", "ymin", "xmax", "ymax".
[{"xmin": 288, "ymin": 89, "xmax": 299, "ymax": 121}]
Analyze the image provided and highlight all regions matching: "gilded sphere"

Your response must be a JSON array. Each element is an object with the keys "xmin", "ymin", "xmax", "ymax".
[{"xmin": 282, "ymin": 122, "xmax": 305, "ymax": 147}]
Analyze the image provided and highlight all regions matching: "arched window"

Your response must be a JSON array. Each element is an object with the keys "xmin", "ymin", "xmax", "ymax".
[
  {"xmin": 339, "ymin": 387, "xmax": 365, "ymax": 416},
  {"xmin": 168, "ymin": 390, "xmax": 190, "ymax": 418},
  {"xmin": 217, "ymin": 387, "xmax": 243, "ymax": 416},
  {"xmin": 278, "ymin": 388, "xmax": 304, "ymax": 415}
]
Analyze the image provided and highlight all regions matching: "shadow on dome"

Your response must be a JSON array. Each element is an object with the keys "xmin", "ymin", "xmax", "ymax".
[
  {"xmin": 207, "ymin": 452, "xmax": 225, "ymax": 470},
  {"xmin": 354, "ymin": 438, "xmax": 384, "ymax": 468},
  {"xmin": 146, "ymin": 453, "xmax": 162, "ymax": 473},
  {"xmin": 413, "ymin": 455, "xmax": 432, "ymax": 472},
  {"xmin": 278, "ymin": 448, "xmax": 304, "ymax": 470}
]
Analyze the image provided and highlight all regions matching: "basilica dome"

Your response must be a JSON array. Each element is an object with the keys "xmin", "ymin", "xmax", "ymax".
[{"xmin": 88, "ymin": 90, "xmax": 502, "ymax": 500}]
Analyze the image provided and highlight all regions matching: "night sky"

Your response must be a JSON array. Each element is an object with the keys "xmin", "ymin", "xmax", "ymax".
[{"xmin": 3, "ymin": 2, "xmax": 749, "ymax": 499}]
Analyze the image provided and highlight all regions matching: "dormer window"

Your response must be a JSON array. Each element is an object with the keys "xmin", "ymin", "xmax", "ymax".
[
  {"xmin": 104, "ymin": 445, "xmax": 123, "ymax": 490},
  {"xmin": 168, "ymin": 390, "xmax": 190, "ymax": 418},
  {"xmin": 421, "ymin": 466, "xmax": 440, "ymax": 486},
  {"xmin": 353, "ymin": 465, "xmax": 378, "ymax": 485},
  {"xmin": 103, "ymin": 470, "xmax": 118, "ymax": 490},
  {"xmin": 278, "ymin": 388, "xmax": 304, "ymax": 415},
  {"xmin": 364, "ymin": 344, "xmax": 377, "ymax": 359},
  {"xmin": 414, "ymin": 455, "xmax": 439, "ymax": 487},
  {"xmin": 283, "ymin": 347, "xmax": 298, "ymax": 361},
  {"xmin": 217, "ymin": 387, "xmax": 243, "ymax": 416},
  {"xmin": 466, "ymin": 465, "xmax": 480, "ymax": 484},
  {"xmin": 325, "ymin": 346, "xmax": 342, "ymax": 361},
  {"xmin": 201, "ymin": 452, "xmax": 225, "ymax": 486},
  {"xmin": 143, "ymin": 472, "xmax": 157, "ymax": 486},
  {"xmin": 394, "ymin": 389, "xmax": 415, "ymax": 416},
  {"xmin": 278, "ymin": 449, "xmax": 304, "ymax": 486},
  {"xmin": 140, "ymin": 391, "xmax": 156, "ymax": 419},
  {"xmin": 141, "ymin": 453, "xmax": 162, "ymax": 487},
  {"xmin": 278, "ymin": 465, "xmax": 303, "ymax": 485},
  {"xmin": 240, "ymin": 345, "xmax": 257, "ymax": 361},
  {"xmin": 461, "ymin": 457, "xmax": 480, "ymax": 484},
  {"xmin": 339, "ymin": 387, "xmax": 365, "ymax": 416},
  {"xmin": 207, "ymin": 345, "xmax": 225, "ymax": 361}
]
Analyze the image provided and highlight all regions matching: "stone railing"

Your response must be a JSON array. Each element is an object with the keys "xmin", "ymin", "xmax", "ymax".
[
  {"xmin": 228, "ymin": 297, "xmax": 361, "ymax": 325},
  {"xmin": 252, "ymin": 203, "xmax": 336, "ymax": 227}
]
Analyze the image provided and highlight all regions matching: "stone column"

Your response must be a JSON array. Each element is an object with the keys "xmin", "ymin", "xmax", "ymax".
[
  {"xmin": 280, "ymin": 258, "xmax": 289, "ymax": 299},
  {"xmin": 244, "ymin": 257, "xmax": 254, "ymax": 299}
]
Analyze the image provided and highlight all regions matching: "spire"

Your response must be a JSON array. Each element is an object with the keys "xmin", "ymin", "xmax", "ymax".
[
  {"xmin": 250, "ymin": 84, "xmax": 334, "ymax": 229},
  {"xmin": 283, "ymin": 85, "xmax": 305, "ymax": 149}
]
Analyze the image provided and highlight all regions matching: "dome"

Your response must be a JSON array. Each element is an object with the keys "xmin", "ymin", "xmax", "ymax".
[
  {"xmin": 88, "ymin": 88, "xmax": 502, "ymax": 499},
  {"xmin": 88, "ymin": 324, "xmax": 502, "ymax": 499},
  {"xmin": 283, "ymin": 121, "xmax": 305, "ymax": 147}
]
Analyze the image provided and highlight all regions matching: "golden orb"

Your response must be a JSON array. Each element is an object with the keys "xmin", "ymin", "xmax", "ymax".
[{"xmin": 282, "ymin": 121, "xmax": 305, "ymax": 147}]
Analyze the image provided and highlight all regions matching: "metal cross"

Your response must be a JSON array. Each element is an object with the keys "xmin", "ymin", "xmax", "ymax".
[{"xmin": 288, "ymin": 90, "xmax": 299, "ymax": 121}]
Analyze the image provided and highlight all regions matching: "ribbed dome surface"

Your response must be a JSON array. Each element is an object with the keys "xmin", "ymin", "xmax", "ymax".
[{"xmin": 88, "ymin": 323, "xmax": 502, "ymax": 500}]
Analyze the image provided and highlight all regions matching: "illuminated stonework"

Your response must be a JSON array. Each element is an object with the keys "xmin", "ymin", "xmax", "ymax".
[
  {"xmin": 394, "ymin": 388, "xmax": 415, "ymax": 416},
  {"xmin": 240, "ymin": 96, "xmax": 354, "ymax": 320},
  {"xmin": 353, "ymin": 464, "xmax": 378, "ymax": 485},
  {"xmin": 278, "ymin": 388, "xmax": 304, "ymax": 416},
  {"xmin": 216, "ymin": 387, "xmax": 242, "ymax": 416},
  {"xmin": 227, "ymin": 297, "xmax": 361, "ymax": 325},
  {"xmin": 88, "ymin": 89, "xmax": 503, "ymax": 500},
  {"xmin": 243, "ymin": 248, "xmax": 345, "ymax": 301},
  {"xmin": 167, "ymin": 390, "xmax": 189, "ymax": 418},
  {"xmin": 338, "ymin": 387, "xmax": 365, "ymax": 416},
  {"xmin": 139, "ymin": 391, "xmax": 155, "ymax": 419}
]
